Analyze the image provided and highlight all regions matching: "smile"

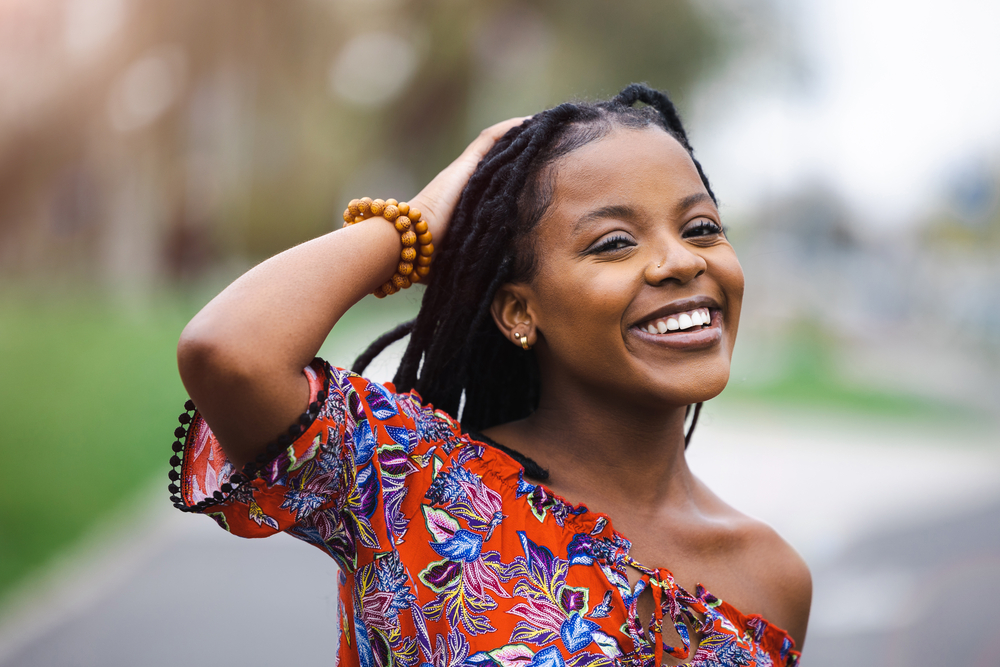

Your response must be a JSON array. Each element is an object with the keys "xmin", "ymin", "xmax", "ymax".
[{"xmin": 638, "ymin": 307, "xmax": 712, "ymax": 334}]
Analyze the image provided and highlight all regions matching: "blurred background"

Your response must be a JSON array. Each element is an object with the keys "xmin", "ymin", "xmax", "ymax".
[{"xmin": 0, "ymin": 0, "xmax": 997, "ymax": 665}]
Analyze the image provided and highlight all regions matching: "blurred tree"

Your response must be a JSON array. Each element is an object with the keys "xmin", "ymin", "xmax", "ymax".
[{"xmin": 0, "ymin": 0, "xmax": 728, "ymax": 289}]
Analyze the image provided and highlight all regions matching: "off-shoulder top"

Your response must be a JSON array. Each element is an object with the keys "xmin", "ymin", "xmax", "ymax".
[{"xmin": 168, "ymin": 360, "xmax": 800, "ymax": 667}]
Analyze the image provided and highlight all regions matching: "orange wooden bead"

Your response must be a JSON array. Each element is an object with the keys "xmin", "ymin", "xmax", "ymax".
[
  {"xmin": 409, "ymin": 271, "xmax": 420, "ymax": 283},
  {"xmin": 417, "ymin": 255, "xmax": 432, "ymax": 266},
  {"xmin": 414, "ymin": 220, "xmax": 428, "ymax": 234},
  {"xmin": 400, "ymin": 247, "xmax": 417, "ymax": 262},
  {"xmin": 392, "ymin": 273, "xmax": 411, "ymax": 289},
  {"xmin": 394, "ymin": 216, "xmax": 411, "ymax": 232},
  {"xmin": 382, "ymin": 280, "xmax": 398, "ymax": 295},
  {"xmin": 400, "ymin": 231, "xmax": 417, "ymax": 246},
  {"xmin": 397, "ymin": 261, "xmax": 413, "ymax": 276},
  {"xmin": 382, "ymin": 204, "xmax": 399, "ymax": 221},
  {"xmin": 358, "ymin": 197, "xmax": 373, "ymax": 215},
  {"xmin": 408, "ymin": 208, "xmax": 421, "ymax": 222},
  {"xmin": 355, "ymin": 215, "xmax": 365, "ymax": 224},
  {"xmin": 386, "ymin": 198, "xmax": 398, "ymax": 207},
  {"xmin": 370, "ymin": 199, "xmax": 385, "ymax": 215},
  {"xmin": 343, "ymin": 208, "xmax": 354, "ymax": 223},
  {"xmin": 415, "ymin": 265, "xmax": 430, "ymax": 277},
  {"xmin": 397, "ymin": 202, "xmax": 410, "ymax": 216},
  {"xmin": 419, "ymin": 243, "xmax": 434, "ymax": 256},
  {"xmin": 374, "ymin": 287, "xmax": 386, "ymax": 298},
  {"xmin": 348, "ymin": 199, "xmax": 361, "ymax": 216},
  {"xmin": 417, "ymin": 231, "xmax": 433, "ymax": 245}
]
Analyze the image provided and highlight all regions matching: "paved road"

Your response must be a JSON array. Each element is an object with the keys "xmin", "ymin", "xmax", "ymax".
[{"xmin": 1, "ymin": 416, "xmax": 997, "ymax": 666}]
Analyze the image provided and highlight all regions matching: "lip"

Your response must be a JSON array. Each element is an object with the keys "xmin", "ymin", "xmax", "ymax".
[{"xmin": 629, "ymin": 295, "xmax": 723, "ymax": 351}]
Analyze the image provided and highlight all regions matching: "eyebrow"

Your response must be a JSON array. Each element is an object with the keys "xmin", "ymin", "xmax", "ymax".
[
  {"xmin": 674, "ymin": 192, "xmax": 714, "ymax": 216},
  {"xmin": 572, "ymin": 204, "xmax": 638, "ymax": 234}
]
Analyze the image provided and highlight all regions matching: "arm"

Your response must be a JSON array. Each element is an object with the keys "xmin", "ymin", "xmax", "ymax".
[{"xmin": 177, "ymin": 118, "xmax": 526, "ymax": 469}]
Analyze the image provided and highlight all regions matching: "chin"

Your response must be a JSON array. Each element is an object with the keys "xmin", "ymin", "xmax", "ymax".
[{"xmin": 652, "ymin": 362, "xmax": 731, "ymax": 407}]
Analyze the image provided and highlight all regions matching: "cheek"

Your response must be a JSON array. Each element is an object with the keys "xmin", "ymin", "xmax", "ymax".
[
  {"xmin": 532, "ymin": 264, "xmax": 633, "ymax": 344},
  {"xmin": 716, "ymin": 252, "xmax": 744, "ymax": 348},
  {"xmin": 730, "ymin": 262, "xmax": 745, "ymax": 312}
]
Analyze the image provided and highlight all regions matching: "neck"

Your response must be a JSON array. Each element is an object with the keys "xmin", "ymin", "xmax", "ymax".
[{"xmin": 486, "ymin": 377, "xmax": 696, "ymax": 512}]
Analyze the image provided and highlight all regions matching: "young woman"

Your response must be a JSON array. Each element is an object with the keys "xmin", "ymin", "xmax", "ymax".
[{"xmin": 170, "ymin": 84, "xmax": 811, "ymax": 667}]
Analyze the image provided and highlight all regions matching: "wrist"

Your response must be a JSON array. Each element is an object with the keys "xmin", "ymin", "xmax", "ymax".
[{"xmin": 342, "ymin": 197, "xmax": 435, "ymax": 297}]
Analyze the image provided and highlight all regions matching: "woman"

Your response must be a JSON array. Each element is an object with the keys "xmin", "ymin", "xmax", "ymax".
[{"xmin": 170, "ymin": 84, "xmax": 811, "ymax": 666}]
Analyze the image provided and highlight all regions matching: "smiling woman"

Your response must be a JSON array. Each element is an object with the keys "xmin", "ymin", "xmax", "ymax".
[{"xmin": 171, "ymin": 84, "xmax": 810, "ymax": 667}]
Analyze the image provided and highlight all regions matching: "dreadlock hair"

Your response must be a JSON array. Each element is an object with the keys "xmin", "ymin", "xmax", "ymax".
[{"xmin": 353, "ymin": 83, "xmax": 715, "ymax": 447}]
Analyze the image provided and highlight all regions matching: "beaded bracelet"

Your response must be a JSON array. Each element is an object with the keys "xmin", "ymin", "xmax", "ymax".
[{"xmin": 342, "ymin": 197, "xmax": 434, "ymax": 298}]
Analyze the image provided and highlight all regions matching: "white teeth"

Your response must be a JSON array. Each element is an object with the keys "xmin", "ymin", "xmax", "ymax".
[{"xmin": 641, "ymin": 308, "xmax": 713, "ymax": 334}]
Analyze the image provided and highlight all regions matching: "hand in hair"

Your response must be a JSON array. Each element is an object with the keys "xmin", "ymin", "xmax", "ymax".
[
  {"xmin": 410, "ymin": 117, "xmax": 528, "ymax": 249},
  {"xmin": 176, "ymin": 116, "xmax": 525, "ymax": 469}
]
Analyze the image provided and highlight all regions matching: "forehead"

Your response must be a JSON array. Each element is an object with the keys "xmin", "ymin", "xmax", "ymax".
[{"xmin": 542, "ymin": 126, "xmax": 708, "ymax": 222}]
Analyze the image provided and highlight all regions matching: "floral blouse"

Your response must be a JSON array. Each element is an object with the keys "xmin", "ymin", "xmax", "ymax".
[{"xmin": 169, "ymin": 360, "xmax": 800, "ymax": 667}]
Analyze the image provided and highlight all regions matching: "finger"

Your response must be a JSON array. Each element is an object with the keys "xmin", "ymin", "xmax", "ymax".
[{"xmin": 463, "ymin": 116, "xmax": 530, "ymax": 160}]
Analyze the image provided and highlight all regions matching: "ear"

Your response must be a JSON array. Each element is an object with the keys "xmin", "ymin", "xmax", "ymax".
[{"xmin": 490, "ymin": 283, "xmax": 535, "ymax": 348}]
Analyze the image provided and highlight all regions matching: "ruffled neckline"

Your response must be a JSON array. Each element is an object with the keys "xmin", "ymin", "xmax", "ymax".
[{"xmin": 462, "ymin": 430, "xmax": 799, "ymax": 658}]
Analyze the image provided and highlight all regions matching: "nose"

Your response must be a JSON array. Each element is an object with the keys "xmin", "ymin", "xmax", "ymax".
[{"xmin": 645, "ymin": 238, "xmax": 707, "ymax": 285}]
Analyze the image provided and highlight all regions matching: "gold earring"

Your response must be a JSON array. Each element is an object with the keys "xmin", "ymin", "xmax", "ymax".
[{"xmin": 515, "ymin": 332, "xmax": 531, "ymax": 351}]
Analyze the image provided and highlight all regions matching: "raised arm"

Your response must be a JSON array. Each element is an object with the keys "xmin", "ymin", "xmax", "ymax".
[{"xmin": 177, "ymin": 118, "xmax": 525, "ymax": 469}]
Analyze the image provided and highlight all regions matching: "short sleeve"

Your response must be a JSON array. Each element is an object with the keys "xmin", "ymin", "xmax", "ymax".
[{"xmin": 167, "ymin": 358, "xmax": 463, "ymax": 573}]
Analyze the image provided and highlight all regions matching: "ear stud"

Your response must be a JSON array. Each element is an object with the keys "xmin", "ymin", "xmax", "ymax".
[{"xmin": 514, "ymin": 332, "xmax": 531, "ymax": 351}]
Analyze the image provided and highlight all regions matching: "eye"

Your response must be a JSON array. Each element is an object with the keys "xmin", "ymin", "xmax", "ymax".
[
  {"xmin": 588, "ymin": 234, "xmax": 635, "ymax": 254},
  {"xmin": 683, "ymin": 218, "xmax": 725, "ymax": 239}
]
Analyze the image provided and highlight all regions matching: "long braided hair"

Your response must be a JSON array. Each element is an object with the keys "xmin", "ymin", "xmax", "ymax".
[{"xmin": 353, "ymin": 84, "xmax": 714, "ymax": 446}]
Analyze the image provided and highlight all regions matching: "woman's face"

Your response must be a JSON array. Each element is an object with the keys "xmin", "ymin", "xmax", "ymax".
[{"xmin": 519, "ymin": 125, "xmax": 744, "ymax": 409}]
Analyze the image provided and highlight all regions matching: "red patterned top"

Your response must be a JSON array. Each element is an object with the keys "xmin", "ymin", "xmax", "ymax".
[{"xmin": 170, "ymin": 360, "xmax": 800, "ymax": 667}]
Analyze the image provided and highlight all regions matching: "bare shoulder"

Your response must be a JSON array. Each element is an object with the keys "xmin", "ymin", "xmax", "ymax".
[
  {"xmin": 726, "ymin": 511, "xmax": 813, "ymax": 650},
  {"xmin": 681, "ymin": 475, "xmax": 812, "ymax": 649}
]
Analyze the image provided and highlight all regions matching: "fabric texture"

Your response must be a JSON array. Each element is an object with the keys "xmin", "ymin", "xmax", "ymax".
[{"xmin": 174, "ymin": 360, "xmax": 800, "ymax": 667}]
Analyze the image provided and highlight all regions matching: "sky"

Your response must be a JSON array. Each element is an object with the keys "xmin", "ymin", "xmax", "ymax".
[{"xmin": 695, "ymin": 0, "xmax": 1000, "ymax": 228}]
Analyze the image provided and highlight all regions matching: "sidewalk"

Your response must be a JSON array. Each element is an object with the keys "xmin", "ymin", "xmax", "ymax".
[{"xmin": 1, "ymin": 413, "xmax": 997, "ymax": 666}]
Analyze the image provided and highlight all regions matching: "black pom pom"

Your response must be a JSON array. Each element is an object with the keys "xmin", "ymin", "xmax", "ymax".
[
  {"xmin": 299, "ymin": 413, "xmax": 311, "ymax": 425},
  {"xmin": 168, "ymin": 470, "xmax": 179, "ymax": 481},
  {"xmin": 212, "ymin": 490, "xmax": 223, "ymax": 500},
  {"xmin": 174, "ymin": 427, "xmax": 187, "ymax": 439},
  {"xmin": 317, "ymin": 391, "xmax": 328, "ymax": 402},
  {"xmin": 242, "ymin": 462, "xmax": 256, "ymax": 475},
  {"xmin": 255, "ymin": 452, "xmax": 267, "ymax": 463},
  {"xmin": 169, "ymin": 455, "xmax": 180, "ymax": 467},
  {"xmin": 221, "ymin": 483, "xmax": 232, "ymax": 493},
  {"xmin": 168, "ymin": 484, "xmax": 179, "ymax": 493},
  {"xmin": 265, "ymin": 442, "xmax": 279, "ymax": 455},
  {"xmin": 230, "ymin": 473, "xmax": 244, "ymax": 485},
  {"xmin": 172, "ymin": 441, "xmax": 183, "ymax": 452},
  {"xmin": 178, "ymin": 413, "xmax": 191, "ymax": 424},
  {"xmin": 277, "ymin": 434, "xmax": 291, "ymax": 446},
  {"xmin": 288, "ymin": 424, "xmax": 301, "ymax": 436},
  {"xmin": 184, "ymin": 399, "xmax": 195, "ymax": 411}
]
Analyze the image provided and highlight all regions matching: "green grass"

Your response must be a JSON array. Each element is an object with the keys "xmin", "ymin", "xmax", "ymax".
[
  {"xmin": 0, "ymin": 291, "xmax": 194, "ymax": 597},
  {"xmin": 718, "ymin": 323, "xmax": 984, "ymax": 424},
  {"xmin": 0, "ymin": 286, "xmax": 419, "ymax": 601}
]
